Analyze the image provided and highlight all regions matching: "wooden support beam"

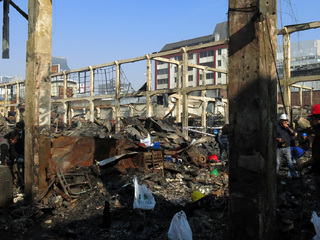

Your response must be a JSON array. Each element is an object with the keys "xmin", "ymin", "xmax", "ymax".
[
  {"xmin": 282, "ymin": 33, "xmax": 291, "ymax": 118},
  {"xmin": 176, "ymin": 65, "xmax": 182, "ymax": 123},
  {"xmin": 2, "ymin": 0, "xmax": 9, "ymax": 58},
  {"xmin": 182, "ymin": 48, "xmax": 189, "ymax": 138},
  {"xmin": 25, "ymin": 0, "xmax": 52, "ymax": 204},
  {"xmin": 228, "ymin": 0, "xmax": 277, "ymax": 238},
  {"xmin": 16, "ymin": 81, "xmax": 20, "ymax": 121},
  {"xmin": 146, "ymin": 55, "xmax": 152, "ymax": 117},
  {"xmin": 201, "ymin": 68, "xmax": 207, "ymax": 129},
  {"xmin": 89, "ymin": 66, "xmax": 94, "ymax": 122},
  {"xmin": 115, "ymin": 62, "xmax": 120, "ymax": 133},
  {"xmin": 62, "ymin": 72, "xmax": 67, "ymax": 124},
  {"xmin": 278, "ymin": 21, "xmax": 320, "ymax": 35},
  {"xmin": 9, "ymin": 0, "xmax": 28, "ymax": 20}
]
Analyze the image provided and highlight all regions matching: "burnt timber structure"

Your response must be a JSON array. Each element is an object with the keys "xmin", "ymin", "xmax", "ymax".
[{"xmin": 1, "ymin": 0, "xmax": 320, "ymax": 238}]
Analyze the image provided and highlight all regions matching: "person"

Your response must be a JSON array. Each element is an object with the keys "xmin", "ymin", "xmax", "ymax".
[
  {"xmin": 299, "ymin": 132, "xmax": 310, "ymax": 152},
  {"xmin": 297, "ymin": 104, "xmax": 320, "ymax": 210},
  {"xmin": 217, "ymin": 124, "xmax": 229, "ymax": 162},
  {"xmin": 14, "ymin": 120, "xmax": 25, "ymax": 188},
  {"xmin": 290, "ymin": 133, "xmax": 310, "ymax": 164},
  {"xmin": 276, "ymin": 113, "xmax": 299, "ymax": 179},
  {"xmin": 0, "ymin": 131, "xmax": 19, "ymax": 165},
  {"xmin": 14, "ymin": 120, "xmax": 25, "ymax": 161}
]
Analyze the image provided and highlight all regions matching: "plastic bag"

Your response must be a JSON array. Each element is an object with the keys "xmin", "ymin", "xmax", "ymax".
[
  {"xmin": 311, "ymin": 211, "xmax": 320, "ymax": 240},
  {"xmin": 168, "ymin": 210, "xmax": 192, "ymax": 240},
  {"xmin": 140, "ymin": 134, "xmax": 152, "ymax": 147},
  {"xmin": 133, "ymin": 176, "xmax": 156, "ymax": 210}
]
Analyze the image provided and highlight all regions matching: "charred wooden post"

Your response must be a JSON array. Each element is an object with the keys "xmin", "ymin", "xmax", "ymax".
[
  {"xmin": 2, "ymin": 0, "xmax": 9, "ymax": 58},
  {"xmin": 182, "ymin": 47, "xmax": 189, "ymax": 138},
  {"xmin": 201, "ymin": 68, "xmax": 207, "ymax": 129},
  {"xmin": 228, "ymin": 0, "xmax": 277, "ymax": 239},
  {"xmin": 146, "ymin": 54, "xmax": 152, "ymax": 117},
  {"xmin": 63, "ymin": 71, "xmax": 68, "ymax": 124},
  {"xmin": 115, "ymin": 61, "xmax": 121, "ymax": 133},
  {"xmin": 282, "ymin": 31, "xmax": 291, "ymax": 119},
  {"xmin": 176, "ymin": 64, "xmax": 182, "ymax": 123},
  {"xmin": 25, "ymin": 0, "xmax": 52, "ymax": 204},
  {"xmin": 16, "ymin": 81, "xmax": 20, "ymax": 122},
  {"xmin": 89, "ymin": 66, "xmax": 95, "ymax": 122},
  {"xmin": 4, "ymin": 84, "xmax": 8, "ymax": 118}
]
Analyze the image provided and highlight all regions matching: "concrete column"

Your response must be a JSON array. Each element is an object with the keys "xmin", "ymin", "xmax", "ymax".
[
  {"xmin": 25, "ymin": 0, "xmax": 52, "ymax": 204},
  {"xmin": 228, "ymin": 0, "xmax": 277, "ymax": 239}
]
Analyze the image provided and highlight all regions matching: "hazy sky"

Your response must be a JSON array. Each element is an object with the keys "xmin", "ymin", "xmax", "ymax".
[{"xmin": 0, "ymin": 0, "xmax": 319, "ymax": 90}]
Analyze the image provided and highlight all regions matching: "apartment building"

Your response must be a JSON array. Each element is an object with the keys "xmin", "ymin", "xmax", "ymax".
[
  {"xmin": 155, "ymin": 22, "xmax": 228, "ymax": 91},
  {"xmin": 277, "ymin": 39, "xmax": 320, "ymax": 85}
]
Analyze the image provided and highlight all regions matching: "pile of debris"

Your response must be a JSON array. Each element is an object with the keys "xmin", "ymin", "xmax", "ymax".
[{"xmin": 0, "ymin": 116, "xmax": 319, "ymax": 239}]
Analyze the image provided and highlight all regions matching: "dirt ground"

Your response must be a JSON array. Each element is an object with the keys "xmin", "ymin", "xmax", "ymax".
[{"xmin": 0, "ymin": 155, "xmax": 319, "ymax": 240}]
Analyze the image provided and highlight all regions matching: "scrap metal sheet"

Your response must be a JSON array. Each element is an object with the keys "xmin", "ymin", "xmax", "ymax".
[{"xmin": 51, "ymin": 136, "xmax": 94, "ymax": 173}]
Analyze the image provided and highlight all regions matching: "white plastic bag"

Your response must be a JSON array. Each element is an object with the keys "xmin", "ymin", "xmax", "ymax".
[
  {"xmin": 140, "ymin": 134, "xmax": 152, "ymax": 147},
  {"xmin": 133, "ymin": 176, "xmax": 156, "ymax": 210},
  {"xmin": 168, "ymin": 210, "xmax": 192, "ymax": 240},
  {"xmin": 311, "ymin": 211, "xmax": 320, "ymax": 240}
]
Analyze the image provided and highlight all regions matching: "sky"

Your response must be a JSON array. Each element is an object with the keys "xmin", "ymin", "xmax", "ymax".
[{"xmin": 0, "ymin": 0, "xmax": 319, "ymax": 91}]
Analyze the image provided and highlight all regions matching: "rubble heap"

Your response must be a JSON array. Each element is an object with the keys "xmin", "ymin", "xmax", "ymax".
[{"xmin": 0, "ymin": 116, "xmax": 319, "ymax": 239}]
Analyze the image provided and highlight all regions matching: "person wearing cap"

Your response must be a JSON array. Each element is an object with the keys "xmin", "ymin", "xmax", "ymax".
[
  {"xmin": 297, "ymin": 104, "xmax": 320, "ymax": 209},
  {"xmin": 299, "ymin": 132, "xmax": 310, "ymax": 152},
  {"xmin": 290, "ymin": 133, "xmax": 309, "ymax": 164},
  {"xmin": 276, "ymin": 113, "xmax": 299, "ymax": 179}
]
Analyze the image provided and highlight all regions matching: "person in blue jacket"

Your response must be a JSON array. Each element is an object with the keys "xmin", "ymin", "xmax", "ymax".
[{"xmin": 290, "ymin": 133, "xmax": 310, "ymax": 163}]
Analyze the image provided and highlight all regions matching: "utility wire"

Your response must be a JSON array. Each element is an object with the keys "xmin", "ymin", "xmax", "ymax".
[{"xmin": 265, "ymin": 17, "xmax": 288, "ymax": 117}]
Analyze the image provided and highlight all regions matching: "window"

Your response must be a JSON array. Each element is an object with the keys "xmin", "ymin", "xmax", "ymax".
[
  {"xmin": 200, "ymin": 73, "xmax": 214, "ymax": 80},
  {"xmin": 200, "ymin": 50, "xmax": 214, "ymax": 58},
  {"xmin": 218, "ymin": 72, "xmax": 222, "ymax": 78},
  {"xmin": 158, "ymin": 78, "xmax": 168, "ymax": 85},
  {"xmin": 157, "ymin": 69, "xmax": 168, "ymax": 75},
  {"xmin": 188, "ymin": 66, "xmax": 193, "ymax": 71},
  {"xmin": 174, "ymin": 55, "xmax": 182, "ymax": 61},
  {"xmin": 188, "ymin": 53, "xmax": 193, "ymax": 60},
  {"xmin": 218, "ymin": 60, "xmax": 221, "ymax": 67},
  {"xmin": 217, "ymin": 49, "xmax": 222, "ymax": 55},
  {"xmin": 188, "ymin": 75, "xmax": 193, "ymax": 82},
  {"xmin": 157, "ymin": 61, "xmax": 168, "ymax": 66},
  {"xmin": 206, "ymin": 73, "xmax": 214, "ymax": 79},
  {"xmin": 200, "ymin": 62, "xmax": 213, "ymax": 67}
]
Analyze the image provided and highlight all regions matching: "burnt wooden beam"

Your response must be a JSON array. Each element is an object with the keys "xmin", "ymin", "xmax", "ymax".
[
  {"xmin": 228, "ymin": 0, "xmax": 277, "ymax": 238},
  {"xmin": 2, "ymin": 0, "xmax": 9, "ymax": 58},
  {"xmin": 278, "ymin": 21, "xmax": 320, "ymax": 35},
  {"xmin": 10, "ymin": 0, "xmax": 28, "ymax": 20},
  {"xmin": 25, "ymin": 0, "xmax": 52, "ymax": 204}
]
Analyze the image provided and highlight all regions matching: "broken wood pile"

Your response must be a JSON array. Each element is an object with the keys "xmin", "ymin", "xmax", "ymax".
[{"xmin": 0, "ymin": 116, "xmax": 319, "ymax": 239}]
